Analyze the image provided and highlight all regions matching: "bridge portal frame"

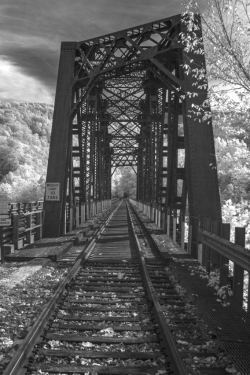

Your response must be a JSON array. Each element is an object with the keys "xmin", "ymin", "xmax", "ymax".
[{"xmin": 43, "ymin": 13, "xmax": 221, "ymax": 257}]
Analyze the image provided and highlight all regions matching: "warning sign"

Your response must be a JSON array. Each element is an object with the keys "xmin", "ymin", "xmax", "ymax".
[
  {"xmin": 0, "ymin": 216, "xmax": 11, "ymax": 226},
  {"xmin": 45, "ymin": 183, "xmax": 60, "ymax": 201}
]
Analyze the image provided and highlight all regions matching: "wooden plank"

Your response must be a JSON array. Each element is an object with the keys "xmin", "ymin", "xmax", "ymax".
[
  {"xmin": 61, "ymin": 306, "xmax": 140, "ymax": 312},
  {"xmin": 40, "ymin": 349, "xmax": 161, "ymax": 359},
  {"xmin": 67, "ymin": 299, "xmax": 140, "ymax": 305},
  {"xmin": 5, "ymin": 241, "xmax": 72, "ymax": 262},
  {"xmin": 33, "ymin": 363, "xmax": 164, "ymax": 374},
  {"xmin": 57, "ymin": 315, "xmax": 139, "ymax": 322},
  {"xmin": 46, "ymin": 334, "xmax": 157, "ymax": 344},
  {"xmin": 69, "ymin": 292, "xmax": 140, "ymax": 298},
  {"xmin": 72, "ymin": 287, "xmax": 145, "ymax": 293},
  {"xmin": 77, "ymin": 277, "xmax": 141, "ymax": 283},
  {"xmin": 198, "ymin": 369, "xmax": 229, "ymax": 375},
  {"xmin": 56, "ymin": 324, "xmax": 153, "ymax": 331}
]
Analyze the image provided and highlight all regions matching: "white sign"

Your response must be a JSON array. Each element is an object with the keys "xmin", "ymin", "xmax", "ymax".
[
  {"xmin": 0, "ymin": 194, "xmax": 8, "ymax": 214},
  {"xmin": 45, "ymin": 183, "xmax": 60, "ymax": 201},
  {"xmin": 0, "ymin": 215, "xmax": 11, "ymax": 226}
]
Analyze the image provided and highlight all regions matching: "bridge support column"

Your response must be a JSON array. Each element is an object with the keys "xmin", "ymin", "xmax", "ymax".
[{"xmin": 43, "ymin": 42, "xmax": 77, "ymax": 237}]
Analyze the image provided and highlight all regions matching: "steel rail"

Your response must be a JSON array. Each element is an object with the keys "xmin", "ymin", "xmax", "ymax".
[
  {"xmin": 3, "ymin": 201, "xmax": 121, "ymax": 375},
  {"xmin": 126, "ymin": 201, "xmax": 189, "ymax": 375},
  {"xmin": 199, "ymin": 228, "xmax": 250, "ymax": 273}
]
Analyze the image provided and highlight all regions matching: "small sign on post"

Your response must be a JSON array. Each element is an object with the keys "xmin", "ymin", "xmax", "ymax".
[{"xmin": 45, "ymin": 183, "xmax": 60, "ymax": 201}]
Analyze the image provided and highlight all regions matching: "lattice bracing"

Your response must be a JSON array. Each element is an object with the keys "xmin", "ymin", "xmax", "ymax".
[{"xmin": 43, "ymin": 13, "xmax": 221, "ymax": 258}]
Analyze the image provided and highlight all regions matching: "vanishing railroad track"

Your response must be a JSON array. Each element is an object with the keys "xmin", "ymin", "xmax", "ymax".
[{"xmin": 3, "ymin": 201, "xmax": 232, "ymax": 375}]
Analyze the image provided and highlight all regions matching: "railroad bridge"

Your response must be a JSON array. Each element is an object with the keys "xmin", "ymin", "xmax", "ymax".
[
  {"xmin": 43, "ymin": 13, "xmax": 221, "ymax": 255},
  {"xmin": 2, "ymin": 13, "xmax": 250, "ymax": 375}
]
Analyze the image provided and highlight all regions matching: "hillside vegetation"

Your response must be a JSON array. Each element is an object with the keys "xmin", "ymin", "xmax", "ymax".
[
  {"xmin": 0, "ymin": 101, "xmax": 53, "ymax": 202},
  {"xmin": 1, "ymin": 100, "xmax": 250, "ymax": 210}
]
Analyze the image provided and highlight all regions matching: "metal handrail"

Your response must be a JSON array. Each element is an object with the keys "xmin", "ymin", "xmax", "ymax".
[{"xmin": 198, "ymin": 228, "xmax": 250, "ymax": 273}]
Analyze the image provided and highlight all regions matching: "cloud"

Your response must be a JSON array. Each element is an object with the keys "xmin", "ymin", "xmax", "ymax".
[
  {"xmin": 0, "ymin": 57, "xmax": 53, "ymax": 103},
  {"xmin": 0, "ymin": 0, "xmax": 208, "ymax": 103}
]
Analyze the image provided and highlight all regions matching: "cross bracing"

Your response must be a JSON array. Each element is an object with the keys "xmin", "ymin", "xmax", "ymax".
[{"xmin": 43, "ymin": 13, "xmax": 222, "ymax": 258}]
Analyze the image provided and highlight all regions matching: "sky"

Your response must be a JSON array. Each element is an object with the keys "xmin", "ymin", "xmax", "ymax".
[{"xmin": 0, "ymin": 0, "xmax": 208, "ymax": 104}]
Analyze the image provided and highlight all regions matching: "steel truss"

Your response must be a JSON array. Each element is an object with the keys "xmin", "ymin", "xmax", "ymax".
[{"xmin": 43, "ymin": 13, "xmax": 221, "ymax": 256}]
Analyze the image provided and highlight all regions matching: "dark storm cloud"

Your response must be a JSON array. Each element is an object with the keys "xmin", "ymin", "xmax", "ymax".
[{"xmin": 0, "ymin": 0, "xmax": 208, "ymax": 103}]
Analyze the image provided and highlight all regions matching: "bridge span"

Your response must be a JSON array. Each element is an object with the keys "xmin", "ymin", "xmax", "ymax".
[{"xmin": 0, "ymin": 13, "xmax": 250, "ymax": 375}]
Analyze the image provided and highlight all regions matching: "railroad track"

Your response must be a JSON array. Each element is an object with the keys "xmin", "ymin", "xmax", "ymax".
[{"xmin": 3, "ymin": 201, "xmax": 234, "ymax": 375}]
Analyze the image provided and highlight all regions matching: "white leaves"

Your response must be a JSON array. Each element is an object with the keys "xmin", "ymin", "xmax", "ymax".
[
  {"xmin": 99, "ymin": 327, "xmax": 115, "ymax": 337},
  {"xmin": 176, "ymin": 340, "xmax": 189, "ymax": 345},
  {"xmin": 48, "ymin": 340, "xmax": 60, "ymax": 348},
  {"xmin": 81, "ymin": 341, "xmax": 95, "ymax": 347}
]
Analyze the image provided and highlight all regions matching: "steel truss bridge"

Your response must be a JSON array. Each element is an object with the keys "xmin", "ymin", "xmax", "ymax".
[{"xmin": 43, "ymin": 13, "xmax": 221, "ymax": 258}]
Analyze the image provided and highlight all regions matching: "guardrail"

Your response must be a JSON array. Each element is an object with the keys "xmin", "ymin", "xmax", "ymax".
[
  {"xmin": 129, "ymin": 199, "xmax": 250, "ymax": 312},
  {"xmin": 0, "ymin": 199, "xmax": 119, "ymax": 263}
]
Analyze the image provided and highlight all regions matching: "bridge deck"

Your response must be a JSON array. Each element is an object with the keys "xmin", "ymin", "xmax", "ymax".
[
  {"xmin": 4, "ymin": 211, "xmax": 110, "ymax": 263},
  {"xmin": 4, "ymin": 202, "xmax": 250, "ymax": 374},
  {"xmin": 134, "ymin": 206, "xmax": 250, "ymax": 375}
]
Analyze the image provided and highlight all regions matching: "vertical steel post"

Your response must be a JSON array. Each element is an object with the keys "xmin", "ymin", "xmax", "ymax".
[{"xmin": 43, "ymin": 42, "xmax": 76, "ymax": 237}]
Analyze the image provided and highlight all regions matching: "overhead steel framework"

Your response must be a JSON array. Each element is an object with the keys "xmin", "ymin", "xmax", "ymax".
[{"xmin": 43, "ymin": 13, "xmax": 221, "ymax": 256}]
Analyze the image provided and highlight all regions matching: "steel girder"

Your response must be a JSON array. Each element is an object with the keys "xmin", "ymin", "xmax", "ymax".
[{"xmin": 43, "ymin": 14, "xmax": 221, "ymax": 253}]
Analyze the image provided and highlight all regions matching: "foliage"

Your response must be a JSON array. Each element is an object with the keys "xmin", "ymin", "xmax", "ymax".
[
  {"xmin": 0, "ymin": 101, "xmax": 52, "ymax": 202},
  {"xmin": 183, "ymin": 0, "xmax": 250, "ymax": 93},
  {"xmin": 215, "ymin": 137, "xmax": 250, "ymax": 202},
  {"xmin": 222, "ymin": 199, "xmax": 250, "ymax": 246},
  {"xmin": 112, "ymin": 167, "xmax": 137, "ymax": 198}
]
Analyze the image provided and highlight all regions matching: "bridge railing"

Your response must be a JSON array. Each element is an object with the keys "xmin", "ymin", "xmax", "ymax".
[
  {"xmin": 0, "ymin": 199, "xmax": 118, "ymax": 262},
  {"xmin": 64, "ymin": 199, "xmax": 117, "ymax": 233},
  {"xmin": 0, "ymin": 202, "xmax": 44, "ymax": 260},
  {"xmin": 129, "ymin": 199, "xmax": 250, "ymax": 312}
]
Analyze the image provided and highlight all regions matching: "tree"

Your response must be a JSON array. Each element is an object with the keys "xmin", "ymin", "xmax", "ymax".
[
  {"xmin": 184, "ymin": 0, "xmax": 250, "ymax": 94},
  {"xmin": 112, "ymin": 167, "xmax": 137, "ymax": 198},
  {"xmin": 0, "ymin": 101, "xmax": 52, "ymax": 202},
  {"xmin": 215, "ymin": 137, "xmax": 250, "ymax": 202}
]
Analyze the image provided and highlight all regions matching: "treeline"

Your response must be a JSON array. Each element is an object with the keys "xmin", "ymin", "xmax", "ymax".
[
  {"xmin": 0, "ymin": 101, "xmax": 53, "ymax": 202},
  {"xmin": 1, "ymin": 100, "xmax": 250, "ymax": 209}
]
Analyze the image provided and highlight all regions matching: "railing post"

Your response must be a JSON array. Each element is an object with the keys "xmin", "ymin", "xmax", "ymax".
[
  {"xmin": 151, "ymin": 206, "xmax": 154, "ymax": 221},
  {"xmin": 12, "ymin": 213, "xmax": 19, "ymax": 250},
  {"xmin": 69, "ymin": 206, "xmax": 74, "ymax": 231},
  {"xmin": 167, "ymin": 208, "xmax": 170, "ymax": 236},
  {"xmin": 81, "ymin": 204, "xmax": 85, "ymax": 223},
  {"xmin": 202, "ymin": 218, "xmax": 211, "ymax": 272},
  {"xmin": 180, "ymin": 213, "xmax": 185, "ymax": 250},
  {"xmin": 158, "ymin": 206, "xmax": 161, "ymax": 228},
  {"xmin": 220, "ymin": 223, "xmax": 230, "ymax": 287},
  {"xmin": 161, "ymin": 210, "xmax": 165, "ymax": 231},
  {"xmin": 36, "ymin": 211, "xmax": 43, "ymax": 240},
  {"xmin": 0, "ymin": 227, "xmax": 4, "ymax": 264},
  {"xmin": 173, "ymin": 209, "xmax": 177, "ymax": 242},
  {"xmin": 187, "ymin": 223, "xmax": 192, "ymax": 255},
  {"xmin": 233, "ymin": 227, "xmax": 245, "ymax": 308},
  {"xmin": 155, "ymin": 207, "xmax": 158, "ymax": 225},
  {"xmin": 26, "ymin": 213, "xmax": 32, "ymax": 244},
  {"xmin": 210, "ymin": 220, "xmax": 221, "ymax": 270},
  {"xmin": 248, "ymin": 272, "xmax": 250, "ymax": 313},
  {"xmin": 76, "ymin": 205, "xmax": 80, "ymax": 227}
]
